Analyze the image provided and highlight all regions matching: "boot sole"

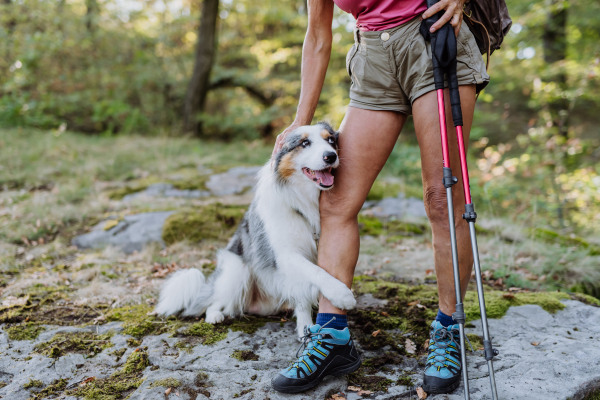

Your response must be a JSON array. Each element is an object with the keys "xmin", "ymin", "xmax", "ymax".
[
  {"xmin": 272, "ymin": 356, "xmax": 362, "ymax": 394},
  {"xmin": 422, "ymin": 377, "xmax": 461, "ymax": 394}
]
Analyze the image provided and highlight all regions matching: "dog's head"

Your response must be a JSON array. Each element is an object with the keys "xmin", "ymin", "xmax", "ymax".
[{"xmin": 274, "ymin": 122, "xmax": 340, "ymax": 190}]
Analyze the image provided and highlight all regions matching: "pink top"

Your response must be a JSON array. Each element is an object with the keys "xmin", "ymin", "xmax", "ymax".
[{"xmin": 334, "ymin": 0, "xmax": 426, "ymax": 31}]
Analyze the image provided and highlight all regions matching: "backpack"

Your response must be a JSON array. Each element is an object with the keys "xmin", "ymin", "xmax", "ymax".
[{"xmin": 463, "ymin": 0, "xmax": 512, "ymax": 68}]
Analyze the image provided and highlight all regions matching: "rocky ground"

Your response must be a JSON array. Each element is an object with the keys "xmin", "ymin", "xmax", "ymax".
[{"xmin": 2, "ymin": 131, "xmax": 600, "ymax": 400}]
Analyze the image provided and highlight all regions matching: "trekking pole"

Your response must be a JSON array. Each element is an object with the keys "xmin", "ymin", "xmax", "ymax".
[
  {"xmin": 419, "ymin": 3, "xmax": 470, "ymax": 399},
  {"xmin": 420, "ymin": 1, "xmax": 500, "ymax": 399},
  {"xmin": 446, "ymin": 33, "xmax": 500, "ymax": 400}
]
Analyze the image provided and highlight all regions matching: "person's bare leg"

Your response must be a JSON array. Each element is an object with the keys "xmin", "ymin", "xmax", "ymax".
[
  {"xmin": 318, "ymin": 107, "xmax": 407, "ymax": 314},
  {"xmin": 412, "ymin": 85, "xmax": 477, "ymax": 316}
]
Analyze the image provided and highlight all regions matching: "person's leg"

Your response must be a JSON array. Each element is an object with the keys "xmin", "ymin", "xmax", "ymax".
[
  {"xmin": 412, "ymin": 85, "xmax": 477, "ymax": 394},
  {"xmin": 272, "ymin": 107, "xmax": 406, "ymax": 394},
  {"xmin": 317, "ymin": 107, "xmax": 407, "ymax": 314},
  {"xmin": 412, "ymin": 85, "xmax": 476, "ymax": 316}
]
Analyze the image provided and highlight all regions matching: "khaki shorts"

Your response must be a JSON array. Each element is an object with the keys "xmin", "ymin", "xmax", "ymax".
[{"xmin": 346, "ymin": 16, "xmax": 489, "ymax": 114}]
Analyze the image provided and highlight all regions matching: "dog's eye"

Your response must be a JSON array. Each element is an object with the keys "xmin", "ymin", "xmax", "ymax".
[
  {"xmin": 301, "ymin": 140, "xmax": 310, "ymax": 147},
  {"xmin": 328, "ymin": 137, "xmax": 335, "ymax": 145}
]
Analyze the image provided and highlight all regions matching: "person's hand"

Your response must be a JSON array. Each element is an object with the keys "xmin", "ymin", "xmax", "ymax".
[
  {"xmin": 271, "ymin": 122, "xmax": 302, "ymax": 164},
  {"xmin": 422, "ymin": 0, "xmax": 466, "ymax": 37}
]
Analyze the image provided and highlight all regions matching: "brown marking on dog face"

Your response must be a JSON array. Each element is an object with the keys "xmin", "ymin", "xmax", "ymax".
[
  {"xmin": 278, "ymin": 150, "xmax": 298, "ymax": 179},
  {"xmin": 320, "ymin": 129, "xmax": 332, "ymax": 140}
]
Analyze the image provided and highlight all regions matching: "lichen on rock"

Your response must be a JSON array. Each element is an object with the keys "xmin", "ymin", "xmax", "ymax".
[
  {"xmin": 33, "ymin": 330, "xmax": 114, "ymax": 358},
  {"xmin": 5, "ymin": 322, "xmax": 45, "ymax": 341}
]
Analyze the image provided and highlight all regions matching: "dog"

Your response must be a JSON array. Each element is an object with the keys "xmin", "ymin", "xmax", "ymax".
[{"xmin": 155, "ymin": 122, "xmax": 356, "ymax": 337}]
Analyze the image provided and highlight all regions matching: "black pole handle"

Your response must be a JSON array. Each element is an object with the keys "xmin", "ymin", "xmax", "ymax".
[{"xmin": 420, "ymin": 0, "xmax": 464, "ymax": 127}]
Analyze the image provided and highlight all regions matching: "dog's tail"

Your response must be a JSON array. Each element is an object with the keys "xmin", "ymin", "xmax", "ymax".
[{"xmin": 155, "ymin": 268, "xmax": 213, "ymax": 317}]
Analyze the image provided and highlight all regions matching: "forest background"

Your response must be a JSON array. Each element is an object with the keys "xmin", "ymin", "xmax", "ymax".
[{"xmin": 0, "ymin": 0, "xmax": 599, "ymax": 292}]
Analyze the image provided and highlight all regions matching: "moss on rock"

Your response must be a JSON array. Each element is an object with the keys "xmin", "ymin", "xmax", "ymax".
[
  {"xmin": 182, "ymin": 321, "xmax": 228, "ymax": 345},
  {"xmin": 464, "ymin": 290, "xmax": 569, "ymax": 321},
  {"xmin": 532, "ymin": 228, "xmax": 600, "ymax": 255},
  {"xmin": 6, "ymin": 323, "xmax": 45, "ymax": 341},
  {"xmin": 348, "ymin": 368, "xmax": 394, "ymax": 392},
  {"xmin": 162, "ymin": 204, "xmax": 247, "ymax": 245},
  {"xmin": 231, "ymin": 350, "xmax": 259, "ymax": 361},
  {"xmin": 149, "ymin": 377, "xmax": 181, "ymax": 388},
  {"xmin": 33, "ymin": 331, "xmax": 114, "ymax": 358},
  {"xmin": 24, "ymin": 379, "xmax": 44, "ymax": 389},
  {"xmin": 358, "ymin": 215, "xmax": 425, "ymax": 237},
  {"xmin": 27, "ymin": 378, "xmax": 68, "ymax": 399},
  {"xmin": 67, "ymin": 348, "xmax": 149, "ymax": 399},
  {"xmin": 105, "ymin": 304, "xmax": 178, "ymax": 338}
]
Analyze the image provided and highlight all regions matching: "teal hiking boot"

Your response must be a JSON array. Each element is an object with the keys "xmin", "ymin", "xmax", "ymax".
[
  {"xmin": 422, "ymin": 320, "xmax": 462, "ymax": 394},
  {"xmin": 271, "ymin": 322, "xmax": 361, "ymax": 393}
]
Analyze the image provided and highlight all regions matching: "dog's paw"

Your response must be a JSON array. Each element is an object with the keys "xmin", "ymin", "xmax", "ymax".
[
  {"xmin": 321, "ymin": 280, "xmax": 356, "ymax": 310},
  {"xmin": 205, "ymin": 310, "xmax": 225, "ymax": 324}
]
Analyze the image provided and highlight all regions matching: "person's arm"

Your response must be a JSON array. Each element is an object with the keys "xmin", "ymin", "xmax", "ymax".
[
  {"xmin": 421, "ymin": 0, "xmax": 466, "ymax": 37},
  {"xmin": 272, "ymin": 0, "xmax": 334, "ymax": 158}
]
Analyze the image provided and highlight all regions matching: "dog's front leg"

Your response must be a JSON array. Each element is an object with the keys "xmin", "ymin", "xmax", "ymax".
[{"xmin": 277, "ymin": 253, "xmax": 356, "ymax": 311}]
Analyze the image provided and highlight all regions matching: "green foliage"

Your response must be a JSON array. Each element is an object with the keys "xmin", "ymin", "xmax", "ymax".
[
  {"xmin": 27, "ymin": 378, "xmax": 68, "ymax": 399},
  {"xmin": 23, "ymin": 379, "xmax": 44, "ymax": 389},
  {"xmin": 149, "ymin": 378, "xmax": 181, "ymax": 388}
]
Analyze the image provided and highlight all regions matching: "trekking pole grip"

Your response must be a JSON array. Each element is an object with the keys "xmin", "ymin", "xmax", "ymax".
[{"xmin": 420, "ymin": 0, "xmax": 445, "ymax": 90}]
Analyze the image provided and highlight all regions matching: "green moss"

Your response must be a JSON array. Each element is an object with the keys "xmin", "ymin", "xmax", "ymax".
[
  {"xmin": 464, "ymin": 291, "xmax": 569, "ymax": 321},
  {"xmin": 569, "ymin": 292, "xmax": 600, "ymax": 306},
  {"xmin": 231, "ymin": 350, "xmax": 259, "ymax": 361},
  {"xmin": 570, "ymin": 282, "xmax": 600, "ymax": 301},
  {"xmin": 466, "ymin": 333, "xmax": 483, "ymax": 351},
  {"xmin": 27, "ymin": 378, "xmax": 68, "ymax": 399},
  {"xmin": 171, "ymin": 174, "xmax": 210, "ymax": 191},
  {"xmin": 366, "ymin": 180, "xmax": 401, "ymax": 201},
  {"xmin": 348, "ymin": 368, "xmax": 393, "ymax": 392},
  {"xmin": 126, "ymin": 338, "xmax": 141, "ymax": 347},
  {"xmin": 106, "ymin": 304, "xmax": 177, "ymax": 338},
  {"xmin": 105, "ymin": 177, "xmax": 161, "ymax": 200},
  {"xmin": 149, "ymin": 377, "xmax": 181, "ymax": 388},
  {"xmin": 583, "ymin": 388, "xmax": 600, "ymax": 400},
  {"xmin": 24, "ymin": 379, "xmax": 44, "ymax": 389},
  {"xmin": 6, "ymin": 323, "xmax": 45, "ymax": 340},
  {"xmin": 194, "ymin": 371, "xmax": 210, "ymax": 387},
  {"xmin": 33, "ymin": 331, "xmax": 114, "ymax": 358},
  {"xmin": 532, "ymin": 228, "xmax": 600, "ymax": 255},
  {"xmin": 162, "ymin": 204, "xmax": 247, "ymax": 245},
  {"xmin": 110, "ymin": 348, "xmax": 127, "ymax": 360},
  {"xmin": 357, "ymin": 216, "xmax": 425, "ymax": 237},
  {"xmin": 396, "ymin": 375, "xmax": 414, "ymax": 387},
  {"xmin": 67, "ymin": 349, "xmax": 149, "ymax": 400},
  {"xmin": 183, "ymin": 321, "xmax": 228, "ymax": 345}
]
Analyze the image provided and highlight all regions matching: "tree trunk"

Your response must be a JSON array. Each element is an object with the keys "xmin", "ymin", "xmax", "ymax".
[
  {"xmin": 183, "ymin": 0, "xmax": 220, "ymax": 135},
  {"xmin": 542, "ymin": 0, "xmax": 568, "ymax": 138},
  {"xmin": 85, "ymin": 0, "xmax": 99, "ymax": 33}
]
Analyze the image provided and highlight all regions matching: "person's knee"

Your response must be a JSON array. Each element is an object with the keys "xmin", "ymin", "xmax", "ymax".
[
  {"xmin": 320, "ymin": 191, "xmax": 360, "ymax": 224},
  {"xmin": 424, "ymin": 185, "xmax": 464, "ymax": 229}
]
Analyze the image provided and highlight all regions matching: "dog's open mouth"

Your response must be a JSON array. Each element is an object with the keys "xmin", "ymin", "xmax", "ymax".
[{"xmin": 302, "ymin": 167, "xmax": 334, "ymax": 188}]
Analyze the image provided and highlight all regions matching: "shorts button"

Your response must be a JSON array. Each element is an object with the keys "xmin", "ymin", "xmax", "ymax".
[{"xmin": 381, "ymin": 32, "xmax": 390, "ymax": 41}]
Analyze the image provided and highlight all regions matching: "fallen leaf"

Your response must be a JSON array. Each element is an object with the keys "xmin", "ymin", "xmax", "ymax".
[
  {"xmin": 347, "ymin": 386, "xmax": 361, "ymax": 392},
  {"xmin": 509, "ymin": 287, "xmax": 521, "ymax": 292},
  {"xmin": 357, "ymin": 390, "xmax": 373, "ymax": 396},
  {"xmin": 80, "ymin": 377, "xmax": 96, "ymax": 386},
  {"xmin": 175, "ymin": 391, "xmax": 180, "ymax": 397},
  {"xmin": 531, "ymin": 341, "xmax": 540, "ymax": 346},
  {"xmin": 408, "ymin": 300, "xmax": 420, "ymax": 306},
  {"xmin": 494, "ymin": 278, "xmax": 503, "ymax": 287},
  {"xmin": 331, "ymin": 394, "xmax": 346, "ymax": 400},
  {"xmin": 502, "ymin": 293, "xmax": 515, "ymax": 299},
  {"xmin": 423, "ymin": 340, "xmax": 430, "ymax": 351},
  {"xmin": 364, "ymin": 269, "xmax": 377, "ymax": 276},
  {"xmin": 416, "ymin": 387, "xmax": 428, "ymax": 399},
  {"xmin": 281, "ymin": 318, "xmax": 287, "ymax": 322},
  {"xmin": 383, "ymin": 257, "xmax": 391, "ymax": 264},
  {"xmin": 372, "ymin": 330, "xmax": 381, "ymax": 337},
  {"xmin": 405, "ymin": 338, "xmax": 417, "ymax": 354},
  {"xmin": 165, "ymin": 387, "xmax": 172, "ymax": 395},
  {"xmin": 425, "ymin": 269, "xmax": 434, "ymax": 276},
  {"xmin": 416, "ymin": 303, "xmax": 427, "ymax": 309},
  {"xmin": 381, "ymin": 312, "xmax": 389, "ymax": 316}
]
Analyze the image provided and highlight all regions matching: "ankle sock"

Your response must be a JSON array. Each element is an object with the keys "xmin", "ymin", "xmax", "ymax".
[
  {"xmin": 316, "ymin": 313, "xmax": 348, "ymax": 330},
  {"xmin": 436, "ymin": 310, "xmax": 457, "ymax": 327}
]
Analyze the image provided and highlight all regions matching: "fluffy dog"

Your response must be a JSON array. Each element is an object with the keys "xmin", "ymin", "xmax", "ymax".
[{"xmin": 155, "ymin": 122, "xmax": 356, "ymax": 337}]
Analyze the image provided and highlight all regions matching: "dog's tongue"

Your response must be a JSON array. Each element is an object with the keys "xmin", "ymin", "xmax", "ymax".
[{"xmin": 315, "ymin": 170, "xmax": 334, "ymax": 186}]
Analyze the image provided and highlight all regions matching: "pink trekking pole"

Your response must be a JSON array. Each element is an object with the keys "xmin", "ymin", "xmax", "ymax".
[{"xmin": 421, "ymin": 1, "xmax": 499, "ymax": 399}]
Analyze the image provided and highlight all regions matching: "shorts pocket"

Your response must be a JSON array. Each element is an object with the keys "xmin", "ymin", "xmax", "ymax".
[{"xmin": 346, "ymin": 43, "xmax": 359, "ymax": 77}]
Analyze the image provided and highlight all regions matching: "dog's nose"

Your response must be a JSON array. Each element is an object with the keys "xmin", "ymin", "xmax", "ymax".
[{"xmin": 323, "ymin": 151, "xmax": 337, "ymax": 164}]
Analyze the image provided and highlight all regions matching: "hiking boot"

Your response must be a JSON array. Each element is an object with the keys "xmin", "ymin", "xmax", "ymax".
[
  {"xmin": 422, "ymin": 320, "xmax": 462, "ymax": 394},
  {"xmin": 271, "ymin": 322, "xmax": 361, "ymax": 393}
]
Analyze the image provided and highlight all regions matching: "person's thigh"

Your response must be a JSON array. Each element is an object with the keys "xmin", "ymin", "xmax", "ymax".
[{"xmin": 320, "ymin": 107, "xmax": 407, "ymax": 217}]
